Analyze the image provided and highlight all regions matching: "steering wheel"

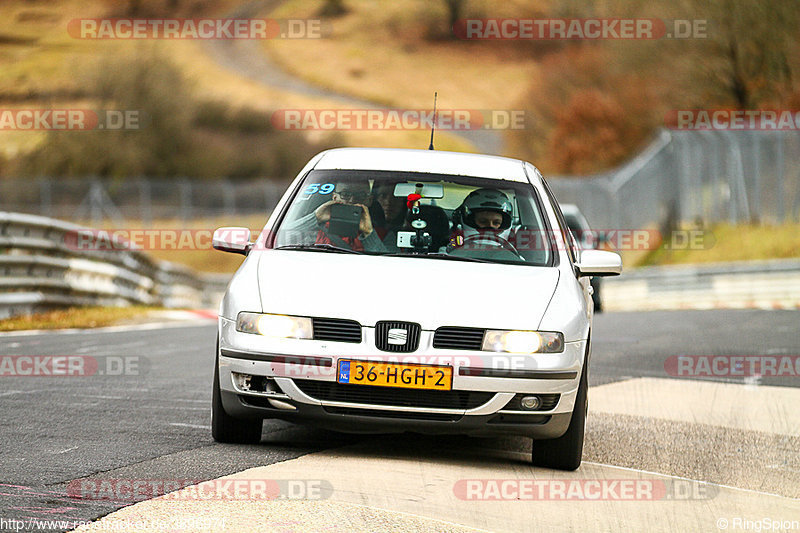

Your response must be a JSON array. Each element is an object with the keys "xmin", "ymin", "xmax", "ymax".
[{"xmin": 457, "ymin": 232, "xmax": 523, "ymax": 258}]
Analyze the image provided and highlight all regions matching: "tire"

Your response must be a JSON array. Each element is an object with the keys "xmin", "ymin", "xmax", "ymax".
[
  {"xmin": 531, "ymin": 363, "xmax": 587, "ymax": 471},
  {"xmin": 211, "ymin": 340, "xmax": 262, "ymax": 444},
  {"xmin": 591, "ymin": 279, "xmax": 603, "ymax": 313}
]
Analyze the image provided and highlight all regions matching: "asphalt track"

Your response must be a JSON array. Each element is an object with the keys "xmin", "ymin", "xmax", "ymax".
[{"xmin": 0, "ymin": 310, "xmax": 798, "ymax": 532}]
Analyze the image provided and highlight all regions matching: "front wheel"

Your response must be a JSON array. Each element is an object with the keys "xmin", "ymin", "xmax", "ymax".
[
  {"xmin": 211, "ymin": 341, "xmax": 262, "ymax": 444},
  {"xmin": 531, "ymin": 366, "xmax": 587, "ymax": 471}
]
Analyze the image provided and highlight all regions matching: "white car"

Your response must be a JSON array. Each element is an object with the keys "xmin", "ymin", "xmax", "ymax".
[{"xmin": 211, "ymin": 148, "xmax": 621, "ymax": 470}]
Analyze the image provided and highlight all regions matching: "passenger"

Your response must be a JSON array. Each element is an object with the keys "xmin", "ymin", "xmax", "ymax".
[
  {"xmin": 283, "ymin": 180, "xmax": 386, "ymax": 252},
  {"xmin": 370, "ymin": 181, "xmax": 407, "ymax": 240}
]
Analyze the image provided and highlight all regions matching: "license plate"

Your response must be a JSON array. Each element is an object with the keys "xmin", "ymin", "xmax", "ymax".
[{"xmin": 337, "ymin": 360, "xmax": 452, "ymax": 390}]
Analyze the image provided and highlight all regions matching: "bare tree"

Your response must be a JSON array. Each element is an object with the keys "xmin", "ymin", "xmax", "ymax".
[
  {"xmin": 318, "ymin": 0, "xmax": 348, "ymax": 18},
  {"xmin": 684, "ymin": 0, "xmax": 798, "ymax": 108},
  {"xmin": 444, "ymin": 0, "xmax": 466, "ymax": 33}
]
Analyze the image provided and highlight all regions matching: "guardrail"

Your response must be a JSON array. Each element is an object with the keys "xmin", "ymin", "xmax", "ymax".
[
  {"xmin": 0, "ymin": 212, "xmax": 228, "ymax": 319},
  {"xmin": 603, "ymin": 259, "xmax": 800, "ymax": 311}
]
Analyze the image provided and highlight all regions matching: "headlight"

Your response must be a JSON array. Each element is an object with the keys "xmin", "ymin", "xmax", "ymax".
[
  {"xmin": 236, "ymin": 312, "xmax": 313, "ymax": 339},
  {"xmin": 481, "ymin": 330, "xmax": 564, "ymax": 354}
]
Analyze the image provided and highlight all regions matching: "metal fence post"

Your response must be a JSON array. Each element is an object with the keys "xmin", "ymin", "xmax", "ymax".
[
  {"xmin": 725, "ymin": 133, "xmax": 749, "ymax": 224},
  {"xmin": 699, "ymin": 132, "xmax": 712, "ymax": 225},
  {"xmin": 794, "ymin": 167, "xmax": 800, "ymax": 221},
  {"xmin": 179, "ymin": 179, "xmax": 192, "ymax": 224},
  {"xmin": 776, "ymin": 135, "xmax": 785, "ymax": 223},
  {"xmin": 752, "ymin": 134, "xmax": 760, "ymax": 223},
  {"xmin": 39, "ymin": 178, "xmax": 51, "ymax": 217},
  {"xmin": 712, "ymin": 133, "xmax": 724, "ymax": 223},
  {"xmin": 223, "ymin": 179, "xmax": 235, "ymax": 218},
  {"xmin": 139, "ymin": 178, "xmax": 152, "ymax": 227}
]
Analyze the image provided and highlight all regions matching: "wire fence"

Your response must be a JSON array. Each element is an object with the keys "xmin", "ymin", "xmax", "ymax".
[
  {"xmin": 0, "ymin": 178, "xmax": 288, "ymax": 225},
  {"xmin": 547, "ymin": 129, "xmax": 800, "ymax": 232},
  {"xmin": 1, "ymin": 129, "xmax": 798, "ymax": 230}
]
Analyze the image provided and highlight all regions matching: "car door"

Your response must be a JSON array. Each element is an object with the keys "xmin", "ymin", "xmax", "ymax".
[{"xmin": 539, "ymin": 180, "xmax": 594, "ymax": 315}]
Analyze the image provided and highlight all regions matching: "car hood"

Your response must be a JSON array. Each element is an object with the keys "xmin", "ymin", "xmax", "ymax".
[{"xmin": 255, "ymin": 251, "xmax": 559, "ymax": 330}]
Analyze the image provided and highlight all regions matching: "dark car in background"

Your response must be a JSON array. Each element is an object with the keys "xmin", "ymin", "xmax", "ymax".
[{"xmin": 561, "ymin": 204, "xmax": 604, "ymax": 312}]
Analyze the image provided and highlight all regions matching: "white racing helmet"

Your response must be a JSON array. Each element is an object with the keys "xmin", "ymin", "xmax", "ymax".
[{"xmin": 453, "ymin": 188, "xmax": 514, "ymax": 241}]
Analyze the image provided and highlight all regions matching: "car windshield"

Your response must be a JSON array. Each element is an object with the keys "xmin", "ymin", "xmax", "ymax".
[{"xmin": 273, "ymin": 170, "xmax": 553, "ymax": 266}]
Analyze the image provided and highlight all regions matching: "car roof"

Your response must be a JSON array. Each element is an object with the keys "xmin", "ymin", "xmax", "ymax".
[{"xmin": 313, "ymin": 148, "xmax": 533, "ymax": 183}]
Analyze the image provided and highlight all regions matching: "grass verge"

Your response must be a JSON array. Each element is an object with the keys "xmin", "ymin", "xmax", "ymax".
[
  {"xmin": 265, "ymin": 0, "xmax": 539, "ymax": 111},
  {"xmin": 0, "ymin": 305, "xmax": 161, "ymax": 332},
  {"xmin": 637, "ymin": 222, "xmax": 800, "ymax": 267}
]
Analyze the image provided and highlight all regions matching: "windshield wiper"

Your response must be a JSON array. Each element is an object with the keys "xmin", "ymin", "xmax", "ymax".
[
  {"xmin": 382, "ymin": 252, "xmax": 494, "ymax": 264},
  {"xmin": 424, "ymin": 252, "xmax": 495, "ymax": 263},
  {"xmin": 274, "ymin": 244, "xmax": 363, "ymax": 254}
]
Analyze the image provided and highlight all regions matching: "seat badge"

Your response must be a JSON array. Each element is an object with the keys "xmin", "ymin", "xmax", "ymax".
[{"xmin": 387, "ymin": 328, "xmax": 408, "ymax": 345}]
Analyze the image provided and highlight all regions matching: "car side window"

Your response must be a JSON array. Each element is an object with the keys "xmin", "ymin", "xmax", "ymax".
[{"xmin": 540, "ymin": 178, "xmax": 579, "ymax": 265}]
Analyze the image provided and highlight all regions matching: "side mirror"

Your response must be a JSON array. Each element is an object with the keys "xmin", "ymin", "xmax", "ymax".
[
  {"xmin": 212, "ymin": 227, "xmax": 251, "ymax": 255},
  {"xmin": 575, "ymin": 249, "xmax": 622, "ymax": 277}
]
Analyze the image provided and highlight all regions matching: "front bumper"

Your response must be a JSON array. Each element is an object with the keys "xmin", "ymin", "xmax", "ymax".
[{"xmin": 217, "ymin": 317, "xmax": 586, "ymax": 439}]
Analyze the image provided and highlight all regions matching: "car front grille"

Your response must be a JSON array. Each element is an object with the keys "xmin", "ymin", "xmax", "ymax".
[
  {"xmin": 322, "ymin": 406, "xmax": 463, "ymax": 422},
  {"xmin": 312, "ymin": 317, "xmax": 362, "ymax": 343},
  {"xmin": 293, "ymin": 379, "xmax": 495, "ymax": 410},
  {"xmin": 433, "ymin": 327, "xmax": 485, "ymax": 350},
  {"xmin": 374, "ymin": 321, "xmax": 421, "ymax": 352}
]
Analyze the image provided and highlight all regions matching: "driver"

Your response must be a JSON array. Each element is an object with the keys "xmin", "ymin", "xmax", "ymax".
[{"xmin": 448, "ymin": 188, "xmax": 514, "ymax": 251}]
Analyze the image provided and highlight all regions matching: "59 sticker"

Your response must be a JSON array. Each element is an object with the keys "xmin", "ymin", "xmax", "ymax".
[{"xmin": 301, "ymin": 183, "xmax": 335, "ymax": 199}]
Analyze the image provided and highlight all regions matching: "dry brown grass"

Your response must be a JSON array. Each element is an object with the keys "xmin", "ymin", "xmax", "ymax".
[
  {"xmin": 265, "ymin": 0, "xmax": 540, "ymax": 111},
  {"xmin": 641, "ymin": 223, "xmax": 800, "ymax": 266},
  {"xmin": 0, "ymin": 0, "xmax": 475, "ymax": 162},
  {"xmin": 0, "ymin": 305, "xmax": 160, "ymax": 331}
]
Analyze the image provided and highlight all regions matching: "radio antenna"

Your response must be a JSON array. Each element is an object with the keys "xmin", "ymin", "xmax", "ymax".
[{"xmin": 428, "ymin": 92, "xmax": 437, "ymax": 150}]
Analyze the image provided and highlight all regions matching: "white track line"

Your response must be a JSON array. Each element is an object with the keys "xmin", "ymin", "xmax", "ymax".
[
  {"xmin": 169, "ymin": 423, "xmax": 211, "ymax": 430},
  {"xmin": 583, "ymin": 462, "xmax": 797, "ymax": 501}
]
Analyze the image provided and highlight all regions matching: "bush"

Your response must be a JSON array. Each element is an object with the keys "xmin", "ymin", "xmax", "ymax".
[
  {"xmin": 318, "ymin": 0, "xmax": 349, "ymax": 18},
  {"xmin": 509, "ymin": 0, "xmax": 800, "ymax": 175},
  {"xmin": 509, "ymin": 45, "xmax": 659, "ymax": 175},
  {"xmin": 547, "ymin": 89, "xmax": 647, "ymax": 174},
  {"xmin": 14, "ymin": 49, "xmax": 339, "ymax": 180},
  {"xmin": 104, "ymin": 0, "xmax": 215, "ymax": 17}
]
